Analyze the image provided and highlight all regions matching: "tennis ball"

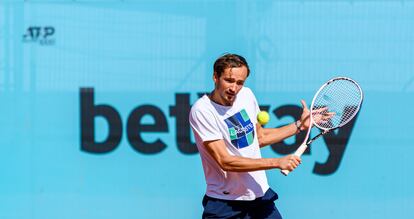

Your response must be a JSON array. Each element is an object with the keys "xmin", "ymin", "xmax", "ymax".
[{"xmin": 257, "ymin": 111, "xmax": 270, "ymax": 125}]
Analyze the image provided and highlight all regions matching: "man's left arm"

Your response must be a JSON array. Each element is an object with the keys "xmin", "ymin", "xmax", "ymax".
[
  {"xmin": 256, "ymin": 122, "xmax": 300, "ymax": 147},
  {"xmin": 257, "ymin": 100, "xmax": 310, "ymax": 147}
]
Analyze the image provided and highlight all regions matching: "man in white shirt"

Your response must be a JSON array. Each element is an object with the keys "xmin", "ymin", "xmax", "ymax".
[{"xmin": 189, "ymin": 54, "xmax": 310, "ymax": 218}]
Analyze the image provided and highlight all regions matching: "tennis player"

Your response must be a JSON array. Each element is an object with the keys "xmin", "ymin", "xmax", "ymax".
[{"xmin": 189, "ymin": 54, "xmax": 310, "ymax": 218}]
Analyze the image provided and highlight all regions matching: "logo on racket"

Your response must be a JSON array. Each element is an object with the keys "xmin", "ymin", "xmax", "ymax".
[{"xmin": 224, "ymin": 109, "xmax": 255, "ymax": 149}]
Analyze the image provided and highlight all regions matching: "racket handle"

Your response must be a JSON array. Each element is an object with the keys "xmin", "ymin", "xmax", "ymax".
[{"xmin": 280, "ymin": 143, "xmax": 308, "ymax": 176}]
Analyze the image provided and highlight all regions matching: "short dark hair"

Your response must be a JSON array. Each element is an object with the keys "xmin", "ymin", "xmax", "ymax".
[{"xmin": 213, "ymin": 53, "xmax": 250, "ymax": 78}]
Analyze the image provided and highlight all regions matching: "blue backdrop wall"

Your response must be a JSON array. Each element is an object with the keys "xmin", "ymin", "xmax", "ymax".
[{"xmin": 1, "ymin": 1, "xmax": 413, "ymax": 218}]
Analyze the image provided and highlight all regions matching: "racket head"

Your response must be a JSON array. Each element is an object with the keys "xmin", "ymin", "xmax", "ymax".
[{"xmin": 310, "ymin": 77, "xmax": 363, "ymax": 131}]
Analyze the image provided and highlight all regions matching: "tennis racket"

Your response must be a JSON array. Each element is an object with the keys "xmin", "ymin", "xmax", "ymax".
[{"xmin": 281, "ymin": 77, "xmax": 363, "ymax": 176}]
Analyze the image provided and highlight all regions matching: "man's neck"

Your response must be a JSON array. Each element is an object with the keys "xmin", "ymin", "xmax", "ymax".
[{"xmin": 208, "ymin": 90, "xmax": 232, "ymax": 106}]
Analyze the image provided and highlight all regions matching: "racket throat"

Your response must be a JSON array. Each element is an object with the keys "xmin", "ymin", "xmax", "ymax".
[{"xmin": 306, "ymin": 129, "xmax": 330, "ymax": 145}]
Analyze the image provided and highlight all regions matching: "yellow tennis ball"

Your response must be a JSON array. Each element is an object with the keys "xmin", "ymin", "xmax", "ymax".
[{"xmin": 257, "ymin": 111, "xmax": 270, "ymax": 125}]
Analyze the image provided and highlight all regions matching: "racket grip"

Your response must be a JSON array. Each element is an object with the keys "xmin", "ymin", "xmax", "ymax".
[{"xmin": 280, "ymin": 143, "xmax": 308, "ymax": 176}]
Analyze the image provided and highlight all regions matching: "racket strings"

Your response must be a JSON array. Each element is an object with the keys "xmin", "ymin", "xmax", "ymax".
[{"xmin": 311, "ymin": 79, "xmax": 362, "ymax": 130}]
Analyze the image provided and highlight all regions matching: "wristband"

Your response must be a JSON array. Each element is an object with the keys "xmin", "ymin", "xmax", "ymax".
[{"xmin": 295, "ymin": 120, "xmax": 301, "ymax": 132}]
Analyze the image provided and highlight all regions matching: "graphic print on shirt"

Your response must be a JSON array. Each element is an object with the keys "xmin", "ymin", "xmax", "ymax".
[{"xmin": 224, "ymin": 109, "xmax": 255, "ymax": 149}]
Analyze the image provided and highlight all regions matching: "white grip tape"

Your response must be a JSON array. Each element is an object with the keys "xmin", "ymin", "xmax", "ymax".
[{"xmin": 280, "ymin": 143, "xmax": 308, "ymax": 176}]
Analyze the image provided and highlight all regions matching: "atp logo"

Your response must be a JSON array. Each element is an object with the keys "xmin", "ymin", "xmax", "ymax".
[
  {"xmin": 224, "ymin": 109, "xmax": 255, "ymax": 149},
  {"xmin": 22, "ymin": 26, "xmax": 55, "ymax": 45}
]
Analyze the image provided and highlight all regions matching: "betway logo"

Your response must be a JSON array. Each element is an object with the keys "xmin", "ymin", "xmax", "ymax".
[{"xmin": 80, "ymin": 88, "xmax": 359, "ymax": 175}]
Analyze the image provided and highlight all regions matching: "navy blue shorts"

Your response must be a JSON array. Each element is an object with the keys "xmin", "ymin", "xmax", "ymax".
[{"xmin": 202, "ymin": 188, "xmax": 282, "ymax": 219}]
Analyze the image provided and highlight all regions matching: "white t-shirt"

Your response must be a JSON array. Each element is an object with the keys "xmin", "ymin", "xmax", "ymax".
[{"xmin": 189, "ymin": 87, "xmax": 269, "ymax": 201}]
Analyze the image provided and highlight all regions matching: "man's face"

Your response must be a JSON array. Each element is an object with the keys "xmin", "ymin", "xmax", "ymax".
[{"xmin": 213, "ymin": 66, "xmax": 248, "ymax": 106}]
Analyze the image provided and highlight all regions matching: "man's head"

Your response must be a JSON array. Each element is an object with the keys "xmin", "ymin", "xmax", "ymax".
[
  {"xmin": 211, "ymin": 54, "xmax": 250, "ymax": 106},
  {"xmin": 213, "ymin": 54, "xmax": 250, "ymax": 78}
]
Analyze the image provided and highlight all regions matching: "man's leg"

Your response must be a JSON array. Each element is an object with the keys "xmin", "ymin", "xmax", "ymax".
[
  {"xmin": 248, "ymin": 201, "xmax": 282, "ymax": 219},
  {"xmin": 202, "ymin": 195, "xmax": 248, "ymax": 219}
]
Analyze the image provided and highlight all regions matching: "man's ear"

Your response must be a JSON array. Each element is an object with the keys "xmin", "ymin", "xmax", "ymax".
[{"xmin": 213, "ymin": 72, "xmax": 218, "ymax": 84}]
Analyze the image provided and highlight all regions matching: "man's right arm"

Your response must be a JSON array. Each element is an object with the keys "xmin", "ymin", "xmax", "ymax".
[{"xmin": 204, "ymin": 139, "xmax": 301, "ymax": 172}]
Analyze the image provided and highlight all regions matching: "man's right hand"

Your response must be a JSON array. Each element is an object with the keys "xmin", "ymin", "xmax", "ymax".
[{"xmin": 278, "ymin": 155, "xmax": 302, "ymax": 171}]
